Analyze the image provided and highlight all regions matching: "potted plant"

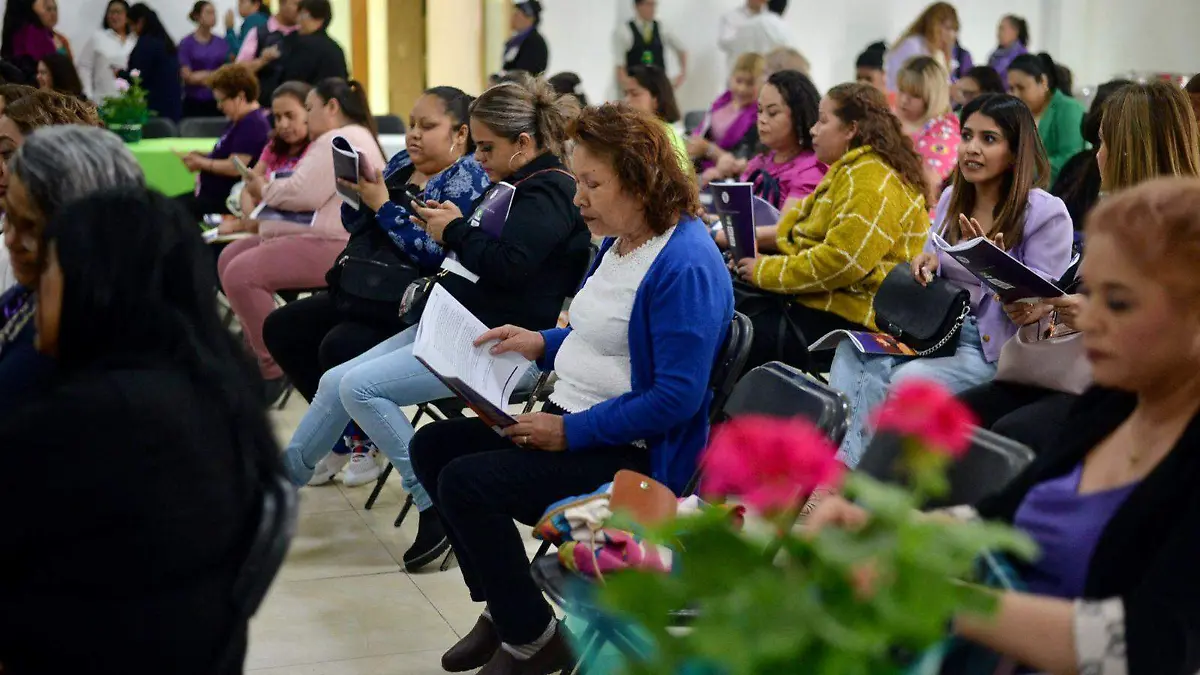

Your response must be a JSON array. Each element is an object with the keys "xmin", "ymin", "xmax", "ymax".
[
  {"xmin": 99, "ymin": 71, "xmax": 151, "ymax": 143},
  {"xmin": 595, "ymin": 380, "xmax": 1038, "ymax": 674}
]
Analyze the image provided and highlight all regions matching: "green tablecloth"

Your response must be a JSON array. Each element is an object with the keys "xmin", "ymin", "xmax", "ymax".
[{"xmin": 127, "ymin": 137, "xmax": 218, "ymax": 197}]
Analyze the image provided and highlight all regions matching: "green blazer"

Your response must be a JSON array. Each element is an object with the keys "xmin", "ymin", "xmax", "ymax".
[{"xmin": 1039, "ymin": 90, "xmax": 1087, "ymax": 185}]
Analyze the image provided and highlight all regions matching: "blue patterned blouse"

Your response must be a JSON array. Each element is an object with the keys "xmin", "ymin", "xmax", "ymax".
[{"xmin": 341, "ymin": 150, "xmax": 490, "ymax": 272}]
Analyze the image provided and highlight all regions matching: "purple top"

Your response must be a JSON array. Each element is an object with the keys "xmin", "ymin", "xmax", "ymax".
[
  {"xmin": 196, "ymin": 108, "xmax": 271, "ymax": 204},
  {"xmin": 988, "ymin": 42, "xmax": 1028, "ymax": 87},
  {"xmin": 1013, "ymin": 463, "xmax": 1138, "ymax": 599},
  {"xmin": 10, "ymin": 23, "xmax": 55, "ymax": 61},
  {"xmin": 178, "ymin": 33, "xmax": 230, "ymax": 102},
  {"xmin": 741, "ymin": 150, "xmax": 827, "ymax": 205},
  {"xmin": 696, "ymin": 90, "xmax": 757, "ymax": 171},
  {"xmin": 926, "ymin": 187, "xmax": 1073, "ymax": 362},
  {"xmin": 884, "ymin": 35, "xmax": 929, "ymax": 93}
]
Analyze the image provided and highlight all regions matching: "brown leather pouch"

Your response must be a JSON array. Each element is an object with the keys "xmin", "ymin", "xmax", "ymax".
[{"xmin": 609, "ymin": 470, "xmax": 677, "ymax": 526}]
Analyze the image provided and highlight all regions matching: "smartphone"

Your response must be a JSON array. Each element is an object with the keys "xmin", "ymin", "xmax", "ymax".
[
  {"xmin": 231, "ymin": 156, "xmax": 253, "ymax": 180},
  {"xmin": 402, "ymin": 185, "xmax": 427, "ymax": 223}
]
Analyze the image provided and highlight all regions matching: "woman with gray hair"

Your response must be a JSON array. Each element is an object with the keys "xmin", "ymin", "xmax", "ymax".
[
  {"xmin": 0, "ymin": 124, "xmax": 144, "ymax": 410},
  {"xmin": 276, "ymin": 74, "xmax": 591, "ymax": 570}
]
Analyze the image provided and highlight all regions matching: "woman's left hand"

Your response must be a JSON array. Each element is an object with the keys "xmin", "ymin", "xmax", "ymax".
[
  {"xmin": 734, "ymin": 256, "xmax": 759, "ymax": 282},
  {"xmin": 1046, "ymin": 294, "xmax": 1085, "ymax": 330},
  {"xmin": 180, "ymin": 152, "xmax": 207, "ymax": 172},
  {"xmin": 502, "ymin": 413, "xmax": 567, "ymax": 451},
  {"xmin": 413, "ymin": 200, "xmax": 463, "ymax": 243}
]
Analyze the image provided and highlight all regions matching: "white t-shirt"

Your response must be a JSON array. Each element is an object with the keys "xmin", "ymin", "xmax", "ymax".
[
  {"xmin": 76, "ymin": 28, "xmax": 137, "ymax": 101},
  {"xmin": 718, "ymin": 7, "xmax": 794, "ymax": 73},
  {"xmin": 550, "ymin": 227, "xmax": 675, "ymax": 413}
]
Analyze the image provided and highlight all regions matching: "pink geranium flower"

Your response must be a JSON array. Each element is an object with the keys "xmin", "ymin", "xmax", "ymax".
[
  {"xmin": 129, "ymin": 69, "xmax": 141, "ymax": 79},
  {"xmin": 871, "ymin": 379, "xmax": 977, "ymax": 458},
  {"xmin": 115, "ymin": 78, "xmax": 130, "ymax": 93},
  {"xmin": 701, "ymin": 415, "xmax": 844, "ymax": 515}
]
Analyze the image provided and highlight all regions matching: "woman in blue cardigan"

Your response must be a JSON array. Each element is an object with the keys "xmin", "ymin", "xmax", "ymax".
[{"xmin": 408, "ymin": 104, "xmax": 733, "ymax": 675}]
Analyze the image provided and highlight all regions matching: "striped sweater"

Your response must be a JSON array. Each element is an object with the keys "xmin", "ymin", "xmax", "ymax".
[{"xmin": 751, "ymin": 146, "xmax": 930, "ymax": 330}]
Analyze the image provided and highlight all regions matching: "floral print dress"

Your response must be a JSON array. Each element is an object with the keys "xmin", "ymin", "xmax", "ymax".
[{"xmin": 913, "ymin": 112, "xmax": 962, "ymax": 184}]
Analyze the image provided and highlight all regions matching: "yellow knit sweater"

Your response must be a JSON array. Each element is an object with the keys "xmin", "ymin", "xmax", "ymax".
[{"xmin": 751, "ymin": 146, "xmax": 930, "ymax": 330}]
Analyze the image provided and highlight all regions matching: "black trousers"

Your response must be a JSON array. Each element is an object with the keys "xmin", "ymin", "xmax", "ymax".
[
  {"xmin": 740, "ymin": 294, "xmax": 866, "ymax": 373},
  {"xmin": 262, "ymin": 292, "xmax": 405, "ymax": 401},
  {"xmin": 409, "ymin": 415, "xmax": 650, "ymax": 645},
  {"xmin": 958, "ymin": 381, "xmax": 1078, "ymax": 456},
  {"xmin": 174, "ymin": 191, "xmax": 230, "ymax": 224}
]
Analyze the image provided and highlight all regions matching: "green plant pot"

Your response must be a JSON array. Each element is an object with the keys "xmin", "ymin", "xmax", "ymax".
[{"xmin": 110, "ymin": 123, "xmax": 143, "ymax": 144}]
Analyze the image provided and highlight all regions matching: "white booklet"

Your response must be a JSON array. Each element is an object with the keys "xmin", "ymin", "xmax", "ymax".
[{"xmin": 412, "ymin": 285, "xmax": 535, "ymax": 432}]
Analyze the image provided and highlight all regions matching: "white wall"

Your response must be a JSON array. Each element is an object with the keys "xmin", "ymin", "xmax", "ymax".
[{"xmin": 535, "ymin": 0, "xmax": 1199, "ymax": 114}]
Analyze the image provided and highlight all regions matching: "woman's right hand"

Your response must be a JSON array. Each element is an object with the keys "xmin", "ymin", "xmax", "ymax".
[
  {"xmin": 802, "ymin": 494, "xmax": 871, "ymax": 536},
  {"xmin": 686, "ymin": 136, "xmax": 710, "ymax": 160},
  {"xmin": 1003, "ymin": 301, "xmax": 1052, "ymax": 327},
  {"xmin": 911, "ymin": 252, "xmax": 939, "ymax": 286},
  {"xmin": 475, "ymin": 324, "xmax": 546, "ymax": 361}
]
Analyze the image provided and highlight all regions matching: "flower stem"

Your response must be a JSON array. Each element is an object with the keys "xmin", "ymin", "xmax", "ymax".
[{"xmin": 762, "ymin": 497, "xmax": 806, "ymax": 563}]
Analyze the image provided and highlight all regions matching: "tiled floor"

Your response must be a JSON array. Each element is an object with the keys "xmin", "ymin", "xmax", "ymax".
[{"xmin": 248, "ymin": 397, "xmax": 545, "ymax": 674}]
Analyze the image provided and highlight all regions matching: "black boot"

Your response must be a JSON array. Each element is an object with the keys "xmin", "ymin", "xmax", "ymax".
[{"xmin": 404, "ymin": 506, "xmax": 451, "ymax": 571}]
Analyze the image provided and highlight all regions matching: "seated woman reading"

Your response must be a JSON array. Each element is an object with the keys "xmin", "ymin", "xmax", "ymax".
[
  {"xmin": 702, "ymin": 69, "xmax": 826, "ymax": 211},
  {"xmin": 808, "ymin": 176, "xmax": 1200, "ymax": 675},
  {"xmin": 828, "ymin": 93, "xmax": 1073, "ymax": 467},
  {"xmin": 729, "ymin": 82, "xmax": 930, "ymax": 372},
  {"xmin": 408, "ymin": 103, "xmax": 734, "ymax": 675}
]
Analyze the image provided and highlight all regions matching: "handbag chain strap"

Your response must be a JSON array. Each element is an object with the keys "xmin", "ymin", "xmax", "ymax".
[{"xmin": 912, "ymin": 303, "xmax": 971, "ymax": 357}]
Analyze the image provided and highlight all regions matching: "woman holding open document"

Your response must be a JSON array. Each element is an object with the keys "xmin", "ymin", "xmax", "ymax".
[
  {"xmin": 277, "ymin": 75, "xmax": 590, "ymax": 571},
  {"xmin": 827, "ymin": 93, "xmax": 1073, "ymax": 469},
  {"xmin": 407, "ymin": 104, "xmax": 733, "ymax": 675}
]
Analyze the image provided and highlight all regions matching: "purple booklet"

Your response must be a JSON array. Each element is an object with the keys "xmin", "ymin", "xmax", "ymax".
[
  {"xmin": 932, "ymin": 232, "xmax": 1064, "ymax": 303},
  {"xmin": 710, "ymin": 182, "xmax": 756, "ymax": 261},
  {"xmin": 468, "ymin": 181, "xmax": 516, "ymax": 238},
  {"xmin": 809, "ymin": 329, "xmax": 920, "ymax": 356}
]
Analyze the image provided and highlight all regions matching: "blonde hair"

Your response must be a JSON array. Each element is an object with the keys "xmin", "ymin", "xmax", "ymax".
[
  {"xmin": 764, "ymin": 47, "xmax": 810, "ymax": 77},
  {"xmin": 898, "ymin": 2, "xmax": 959, "ymax": 59},
  {"xmin": 470, "ymin": 73, "xmax": 580, "ymax": 159},
  {"xmin": 1100, "ymin": 82, "xmax": 1200, "ymax": 192},
  {"xmin": 732, "ymin": 52, "xmax": 766, "ymax": 80},
  {"xmin": 897, "ymin": 56, "xmax": 952, "ymax": 120}
]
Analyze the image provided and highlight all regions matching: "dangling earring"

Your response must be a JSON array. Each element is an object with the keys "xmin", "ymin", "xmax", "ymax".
[{"xmin": 450, "ymin": 141, "xmax": 456, "ymax": 155}]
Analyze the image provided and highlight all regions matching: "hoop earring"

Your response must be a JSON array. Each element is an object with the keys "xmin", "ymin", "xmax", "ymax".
[
  {"xmin": 450, "ymin": 141, "xmax": 456, "ymax": 155},
  {"xmin": 508, "ymin": 150, "xmax": 525, "ymax": 172}
]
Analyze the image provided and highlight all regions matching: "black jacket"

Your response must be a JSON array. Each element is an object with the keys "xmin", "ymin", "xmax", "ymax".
[
  {"xmin": 0, "ymin": 366, "xmax": 263, "ymax": 673},
  {"xmin": 504, "ymin": 29, "xmax": 549, "ymax": 75},
  {"xmin": 439, "ymin": 151, "xmax": 590, "ymax": 332},
  {"xmin": 278, "ymin": 30, "xmax": 348, "ymax": 86},
  {"xmin": 125, "ymin": 35, "xmax": 182, "ymax": 122},
  {"xmin": 976, "ymin": 387, "xmax": 1200, "ymax": 674}
]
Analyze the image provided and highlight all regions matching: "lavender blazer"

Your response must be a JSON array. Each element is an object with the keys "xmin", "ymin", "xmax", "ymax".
[
  {"xmin": 988, "ymin": 42, "xmax": 1028, "ymax": 86},
  {"xmin": 884, "ymin": 36, "xmax": 928, "ymax": 93},
  {"xmin": 926, "ymin": 187, "xmax": 1074, "ymax": 362}
]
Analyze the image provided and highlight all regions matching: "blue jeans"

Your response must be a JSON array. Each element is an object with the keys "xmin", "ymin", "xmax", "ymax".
[
  {"xmin": 282, "ymin": 324, "xmax": 450, "ymax": 511},
  {"xmin": 829, "ymin": 318, "xmax": 998, "ymax": 468}
]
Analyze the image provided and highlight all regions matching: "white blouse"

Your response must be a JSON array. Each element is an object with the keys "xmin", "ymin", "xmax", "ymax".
[
  {"xmin": 76, "ymin": 28, "xmax": 137, "ymax": 101},
  {"xmin": 550, "ymin": 227, "xmax": 675, "ymax": 414}
]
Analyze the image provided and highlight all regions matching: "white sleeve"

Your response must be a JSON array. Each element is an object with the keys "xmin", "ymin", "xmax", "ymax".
[
  {"xmin": 661, "ymin": 24, "xmax": 687, "ymax": 56},
  {"xmin": 613, "ymin": 23, "xmax": 631, "ymax": 67},
  {"xmin": 76, "ymin": 33, "xmax": 98, "ymax": 101},
  {"xmin": 717, "ymin": 10, "xmax": 742, "ymax": 54},
  {"xmin": 1074, "ymin": 598, "xmax": 1128, "ymax": 675}
]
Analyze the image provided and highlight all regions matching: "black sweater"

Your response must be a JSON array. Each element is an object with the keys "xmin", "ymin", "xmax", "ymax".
[
  {"xmin": 278, "ymin": 30, "xmax": 349, "ymax": 86},
  {"xmin": 504, "ymin": 29, "xmax": 549, "ymax": 75},
  {"xmin": 439, "ymin": 152, "xmax": 590, "ymax": 332},
  {"xmin": 976, "ymin": 387, "xmax": 1200, "ymax": 675},
  {"xmin": 0, "ymin": 366, "xmax": 264, "ymax": 674}
]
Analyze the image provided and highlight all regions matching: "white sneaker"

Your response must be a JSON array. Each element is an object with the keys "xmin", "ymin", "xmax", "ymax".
[
  {"xmin": 308, "ymin": 452, "xmax": 350, "ymax": 486},
  {"xmin": 342, "ymin": 450, "xmax": 383, "ymax": 487}
]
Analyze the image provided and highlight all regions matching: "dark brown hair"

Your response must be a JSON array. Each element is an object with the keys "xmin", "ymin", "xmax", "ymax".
[
  {"xmin": 4, "ymin": 90, "xmax": 101, "ymax": 134},
  {"xmin": 942, "ymin": 94, "xmax": 1049, "ymax": 248},
  {"xmin": 313, "ymin": 77, "xmax": 381, "ymax": 155},
  {"xmin": 1085, "ymin": 177, "xmax": 1200, "ymax": 301},
  {"xmin": 268, "ymin": 81, "xmax": 311, "ymax": 158},
  {"xmin": 897, "ymin": 2, "xmax": 959, "ymax": 62},
  {"xmin": 626, "ymin": 65, "xmax": 680, "ymax": 124},
  {"xmin": 1187, "ymin": 74, "xmax": 1200, "ymax": 125},
  {"xmin": 209, "ymin": 63, "xmax": 260, "ymax": 105},
  {"xmin": 568, "ymin": 103, "xmax": 701, "ymax": 235},
  {"xmin": 826, "ymin": 82, "xmax": 926, "ymax": 195}
]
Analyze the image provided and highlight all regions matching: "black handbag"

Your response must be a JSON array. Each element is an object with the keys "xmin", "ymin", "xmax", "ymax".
[
  {"xmin": 873, "ymin": 264, "xmax": 970, "ymax": 358},
  {"xmin": 732, "ymin": 279, "xmax": 814, "ymax": 371}
]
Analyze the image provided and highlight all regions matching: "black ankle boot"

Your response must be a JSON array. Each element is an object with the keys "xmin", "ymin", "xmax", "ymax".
[{"xmin": 404, "ymin": 506, "xmax": 450, "ymax": 571}]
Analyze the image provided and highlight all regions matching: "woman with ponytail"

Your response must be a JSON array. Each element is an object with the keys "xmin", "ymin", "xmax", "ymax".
[
  {"xmin": 275, "ymin": 75, "xmax": 591, "ymax": 571},
  {"xmin": 1007, "ymin": 52, "xmax": 1086, "ymax": 183},
  {"xmin": 218, "ymin": 76, "xmax": 385, "ymax": 401}
]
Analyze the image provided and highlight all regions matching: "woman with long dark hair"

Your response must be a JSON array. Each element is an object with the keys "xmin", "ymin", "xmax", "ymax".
[
  {"xmin": 1050, "ymin": 79, "xmax": 1132, "ymax": 232},
  {"xmin": 179, "ymin": 1, "xmax": 231, "ymax": 119},
  {"xmin": 622, "ymin": 64, "xmax": 687, "ymax": 170},
  {"xmin": 828, "ymin": 94, "xmax": 1074, "ymax": 468},
  {"xmin": 0, "ymin": 181, "xmax": 281, "ymax": 673},
  {"xmin": 988, "ymin": 14, "xmax": 1029, "ymax": 84},
  {"xmin": 77, "ymin": 0, "xmax": 137, "ymax": 101},
  {"xmin": 35, "ymin": 52, "xmax": 84, "ymax": 99},
  {"xmin": 1007, "ymin": 52, "xmax": 1086, "ymax": 183},
  {"xmin": 1, "ymin": 0, "xmax": 56, "ymax": 79},
  {"xmin": 124, "ymin": 3, "xmax": 182, "ymax": 121}
]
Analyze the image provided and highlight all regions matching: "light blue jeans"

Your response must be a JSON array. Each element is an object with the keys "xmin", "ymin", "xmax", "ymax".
[
  {"xmin": 829, "ymin": 318, "xmax": 997, "ymax": 468},
  {"xmin": 282, "ymin": 324, "xmax": 449, "ymax": 510}
]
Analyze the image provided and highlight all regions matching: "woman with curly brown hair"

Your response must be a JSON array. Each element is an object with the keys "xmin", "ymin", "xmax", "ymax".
[
  {"xmin": 732, "ymin": 82, "xmax": 930, "ymax": 372},
  {"xmin": 408, "ymin": 103, "xmax": 733, "ymax": 675}
]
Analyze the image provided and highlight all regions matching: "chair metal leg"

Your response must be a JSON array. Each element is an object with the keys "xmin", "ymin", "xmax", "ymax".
[
  {"xmin": 531, "ymin": 540, "xmax": 551, "ymax": 566},
  {"xmin": 570, "ymin": 624, "xmax": 605, "ymax": 675},
  {"xmin": 363, "ymin": 463, "xmax": 393, "ymax": 510},
  {"xmin": 394, "ymin": 493, "xmax": 415, "ymax": 528},
  {"xmin": 439, "ymin": 547, "xmax": 456, "ymax": 572},
  {"xmin": 276, "ymin": 385, "xmax": 294, "ymax": 411}
]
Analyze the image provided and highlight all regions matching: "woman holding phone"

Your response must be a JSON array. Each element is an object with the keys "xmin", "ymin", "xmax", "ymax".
[
  {"xmin": 235, "ymin": 80, "xmax": 312, "ymax": 220},
  {"xmin": 173, "ymin": 63, "xmax": 270, "ymax": 223}
]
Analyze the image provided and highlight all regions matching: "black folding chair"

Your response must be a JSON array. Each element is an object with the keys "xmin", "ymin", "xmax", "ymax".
[
  {"xmin": 143, "ymin": 116, "xmax": 179, "ymax": 138},
  {"xmin": 683, "ymin": 110, "xmax": 706, "ymax": 133},
  {"xmin": 213, "ymin": 470, "xmax": 298, "ymax": 672},
  {"xmin": 179, "ymin": 116, "xmax": 231, "ymax": 138},
  {"xmin": 374, "ymin": 114, "xmax": 406, "ymax": 134},
  {"xmin": 857, "ymin": 426, "xmax": 1036, "ymax": 508}
]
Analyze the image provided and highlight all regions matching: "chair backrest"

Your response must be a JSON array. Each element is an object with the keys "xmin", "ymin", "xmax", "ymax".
[
  {"xmin": 718, "ymin": 361, "xmax": 852, "ymax": 445},
  {"xmin": 708, "ymin": 311, "xmax": 754, "ymax": 424},
  {"xmin": 179, "ymin": 116, "xmax": 230, "ymax": 138},
  {"xmin": 856, "ymin": 427, "xmax": 1036, "ymax": 508},
  {"xmin": 752, "ymin": 195, "xmax": 781, "ymax": 225},
  {"xmin": 143, "ymin": 116, "xmax": 179, "ymax": 139},
  {"xmin": 375, "ymin": 114, "xmax": 406, "ymax": 134},
  {"xmin": 683, "ymin": 110, "xmax": 706, "ymax": 133}
]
